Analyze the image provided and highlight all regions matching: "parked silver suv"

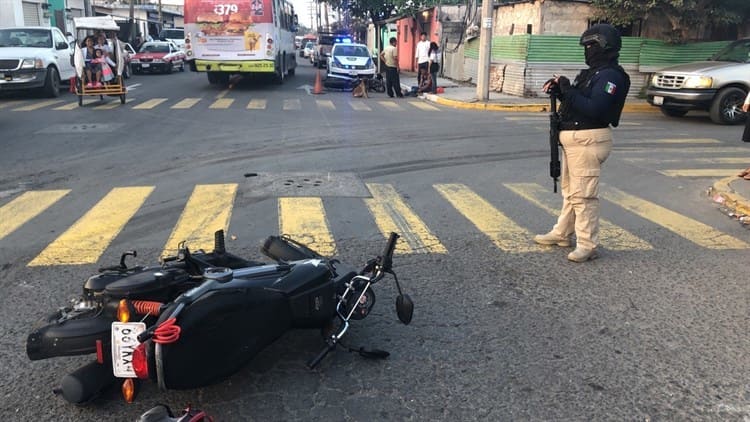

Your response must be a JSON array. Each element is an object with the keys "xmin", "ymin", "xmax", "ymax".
[{"xmin": 646, "ymin": 38, "xmax": 750, "ymax": 125}]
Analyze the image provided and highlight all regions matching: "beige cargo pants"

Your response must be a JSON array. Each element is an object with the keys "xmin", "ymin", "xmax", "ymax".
[{"xmin": 549, "ymin": 128, "xmax": 613, "ymax": 250}]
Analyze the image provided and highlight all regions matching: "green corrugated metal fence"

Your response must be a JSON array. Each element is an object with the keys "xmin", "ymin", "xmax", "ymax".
[{"xmin": 470, "ymin": 35, "xmax": 731, "ymax": 68}]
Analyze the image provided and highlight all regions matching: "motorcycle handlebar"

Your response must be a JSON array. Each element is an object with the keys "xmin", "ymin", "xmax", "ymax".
[{"xmin": 378, "ymin": 232, "xmax": 400, "ymax": 273}]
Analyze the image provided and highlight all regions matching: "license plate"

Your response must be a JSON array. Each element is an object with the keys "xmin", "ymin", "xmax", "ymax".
[
  {"xmin": 141, "ymin": 63, "xmax": 150, "ymax": 68},
  {"xmin": 653, "ymin": 95, "xmax": 664, "ymax": 105},
  {"xmin": 111, "ymin": 321, "xmax": 146, "ymax": 378},
  {"xmin": 349, "ymin": 71, "xmax": 358, "ymax": 76}
]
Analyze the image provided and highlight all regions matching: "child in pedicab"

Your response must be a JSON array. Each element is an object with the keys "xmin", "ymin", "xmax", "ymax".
[
  {"xmin": 81, "ymin": 36, "xmax": 102, "ymax": 88},
  {"xmin": 91, "ymin": 47, "xmax": 116, "ymax": 85}
]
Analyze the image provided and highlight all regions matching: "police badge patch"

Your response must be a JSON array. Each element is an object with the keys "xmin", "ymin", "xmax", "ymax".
[{"xmin": 605, "ymin": 82, "xmax": 617, "ymax": 95}]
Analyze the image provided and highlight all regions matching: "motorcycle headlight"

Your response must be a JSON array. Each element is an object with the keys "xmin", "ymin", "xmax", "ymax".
[
  {"xmin": 21, "ymin": 58, "xmax": 43, "ymax": 69},
  {"xmin": 683, "ymin": 75, "xmax": 713, "ymax": 89}
]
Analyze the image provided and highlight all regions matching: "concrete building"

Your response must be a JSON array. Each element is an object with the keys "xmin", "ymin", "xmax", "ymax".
[{"xmin": 1, "ymin": 0, "xmax": 85, "ymax": 33}]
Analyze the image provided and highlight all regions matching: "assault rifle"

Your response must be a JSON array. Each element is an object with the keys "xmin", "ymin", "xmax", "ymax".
[{"xmin": 549, "ymin": 92, "xmax": 561, "ymax": 192}]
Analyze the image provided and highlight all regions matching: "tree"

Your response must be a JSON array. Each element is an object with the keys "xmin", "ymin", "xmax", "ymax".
[{"xmin": 590, "ymin": 0, "xmax": 750, "ymax": 42}]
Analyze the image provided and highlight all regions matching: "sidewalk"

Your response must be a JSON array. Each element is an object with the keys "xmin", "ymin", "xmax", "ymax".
[
  {"xmin": 397, "ymin": 73, "xmax": 655, "ymax": 113},
  {"xmin": 397, "ymin": 72, "xmax": 750, "ymax": 228},
  {"xmin": 709, "ymin": 175, "xmax": 750, "ymax": 227}
]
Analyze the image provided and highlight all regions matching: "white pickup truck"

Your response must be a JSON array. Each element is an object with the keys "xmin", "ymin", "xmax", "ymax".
[
  {"xmin": 646, "ymin": 38, "xmax": 750, "ymax": 125},
  {"xmin": 0, "ymin": 26, "xmax": 76, "ymax": 97}
]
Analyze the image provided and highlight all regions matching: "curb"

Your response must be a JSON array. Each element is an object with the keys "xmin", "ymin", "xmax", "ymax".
[
  {"xmin": 423, "ymin": 93, "xmax": 658, "ymax": 113},
  {"xmin": 708, "ymin": 177, "xmax": 750, "ymax": 224}
]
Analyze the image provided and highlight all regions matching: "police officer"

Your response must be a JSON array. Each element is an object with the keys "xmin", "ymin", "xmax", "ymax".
[{"xmin": 534, "ymin": 24, "xmax": 630, "ymax": 262}]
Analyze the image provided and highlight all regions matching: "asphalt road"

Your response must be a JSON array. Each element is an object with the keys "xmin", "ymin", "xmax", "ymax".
[{"xmin": 0, "ymin": 61, "xmax": 748, "ymax": 421}]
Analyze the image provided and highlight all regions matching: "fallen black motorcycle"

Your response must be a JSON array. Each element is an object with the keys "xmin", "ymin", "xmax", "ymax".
[{"xmin": 26, "ymin": 230, "xmax": 412, "ymax": 404}]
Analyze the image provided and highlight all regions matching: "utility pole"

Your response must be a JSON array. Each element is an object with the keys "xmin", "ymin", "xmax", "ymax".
[
  {"xmin": 129, "ymin": 0, "xmax": 136, "ymax": 43},
  {"xmin": 475, "ymin": 0, "xmax": 492, "ymax": 101}
]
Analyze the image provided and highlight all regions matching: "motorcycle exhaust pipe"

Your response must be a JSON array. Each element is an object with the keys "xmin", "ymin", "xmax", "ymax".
[{"xmin": 55, "ymin": 360, "xmax": 117, "ymax": 404}]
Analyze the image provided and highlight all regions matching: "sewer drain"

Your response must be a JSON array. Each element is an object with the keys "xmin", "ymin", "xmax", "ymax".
[
  {"xmin": 243, "ymin": 172, "xmax": 369, "ymax": 197},
  {"xmin": 36, "ymin": 123, "xmax": 125, "ymax": 134}
]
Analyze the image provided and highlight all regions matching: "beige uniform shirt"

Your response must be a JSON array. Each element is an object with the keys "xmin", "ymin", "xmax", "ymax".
[{"xmin": 383, "ymin": 45, "xmax": 398, "ymax": 67}]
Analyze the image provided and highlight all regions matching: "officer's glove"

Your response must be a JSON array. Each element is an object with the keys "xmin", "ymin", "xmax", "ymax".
[
  {"xmin": 543, "ymin": 78, "xmax": 561, "ymax": 96},
  {"xmin": 557, "ymin": 76, "xmax": 571, "ymax": 95}
]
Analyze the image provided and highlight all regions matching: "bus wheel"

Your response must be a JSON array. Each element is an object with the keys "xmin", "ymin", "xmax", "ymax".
[
  {"xmin": 208, "ymin": 71, "xmax": 229, "ymax": 85},
  {"xmin": 287, "ymin": 56, "xmax": 295, "ymax": 76},
  {"xmin": 275, "ymin": 55, "xmax": 285, "ymax": 85}
]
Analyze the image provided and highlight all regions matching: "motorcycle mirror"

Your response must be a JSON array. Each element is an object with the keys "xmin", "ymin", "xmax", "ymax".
[{"xmin": 396, "ymin": 294, "xmax": 413, "ymax": 325}]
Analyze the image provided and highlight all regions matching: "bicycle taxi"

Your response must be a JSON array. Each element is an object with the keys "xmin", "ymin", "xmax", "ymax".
[{"xmin": 72, "ymin": 16, "xmax": 127, "ymax": 106}]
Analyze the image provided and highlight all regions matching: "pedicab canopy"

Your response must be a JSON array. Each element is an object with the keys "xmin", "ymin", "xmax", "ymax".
[
  {"xmin": 73, "ymin": 15, "xmax": 121, "ymax": 32},
  {"xmin": 72, "ymin": 15, "xmax": 125, "ymax": 78}
]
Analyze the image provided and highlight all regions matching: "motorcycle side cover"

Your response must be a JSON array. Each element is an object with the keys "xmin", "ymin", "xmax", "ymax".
[
  {"xmin": 148, "ymin": 260, "xmax": 352, "ymax": 390},
  {"xmin": 150, "ymin": 280, "xmax": 290, "ymax": 389}
]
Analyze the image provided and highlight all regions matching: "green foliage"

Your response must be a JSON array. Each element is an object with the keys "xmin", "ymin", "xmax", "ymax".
[{"xmin": 591, "ymin": 0, "xmax": 750, "ymax": 41}]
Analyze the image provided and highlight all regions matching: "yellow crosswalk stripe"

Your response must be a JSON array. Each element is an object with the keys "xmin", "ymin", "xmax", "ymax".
[
  {"xmin": 0, "ymin": 190, "xmax": 70, "ymax": 241},
  {"xmin": 0, "ymin": 100, "xmax": 25, "ymax": 110},
  {"xmin": 435, "ymin": 183, "xmax": 542, "ymax": 253},
  {"xmin": 410, "ymin": 102, "xmax": 440, "ymax": 111},
  {"xmin": 171, "ymin": 98, "xmax": 202, "ymax": 109},
  {"xmin": 618, "ymin": 147, "xmax": 748, "ymax": 154},
  {"xmin": 658, "ymin": 169, "xmax": 740, "ymax": 177},
  {"xmin": 349, "ymin": 101, "xmax": 371, "ymax": 111},
  {"xmin": 653, "ymin": 138, "xmax": 721, "ymax": 144},
  {"xmin": 505, "ymin": 183, "xmax": 653, "ymax": 251},
  {"xmin": 278, "ymin": 197, "xmax": 336, "ymax": 256},
  {"xmin": 54, "ymin": 102, "xmax": 80, "ymax": 110},
  {"xmin": 602, "ymin": 186, "xmax": 748, "ymax": 249},
  {"xmin": 364, "ymin": 183, "xmax": 447, "ymax": 254},
  {"xmin": 623, "ymin": 157, "xmax": 750, "ymax": 165},
  {"xmin": 378, "ymin": 101, "xmax": 402, "ymax": 111},
  {"xmin": 133, "ymin": 98, "xmax": 168, "ymax": 109},
  {"xmin": 28, "ymin": 187, "xmax": 154, "ymax": 266},
  {"xmin": 95, "ymin": 98, "xmax": 133, "ymax": 110},
  {"xmin": 209, "ymin": 98, "xmax": 234, "ymax": 109},
  {"xmin": 246, "ymin": 99, "xmax": 266, "ymax": 109},
  {"xmin": 13, "ymin": 100, "xmax": 63, "ymax": 111},
  {"xmin": 162, "ymin": 184, "xmax": 238, "ymax": 257},
  {"xmin": 316, "ymin": 99, "xmax": 335, "ymax": 110},
  {"xmin": 283, "ymin": 99, "xmax": 301, "ymax": 110}
]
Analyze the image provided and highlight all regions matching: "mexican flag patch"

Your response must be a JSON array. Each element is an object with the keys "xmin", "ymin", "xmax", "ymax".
[{"xmin": 605, "ymin": 82, "xmax": 617, "ymax": 95}]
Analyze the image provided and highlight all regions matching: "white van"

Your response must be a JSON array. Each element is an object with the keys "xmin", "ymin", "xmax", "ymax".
[{"xmin": 159, "ymin": 28, "xmax": 185, "ymax": 51}]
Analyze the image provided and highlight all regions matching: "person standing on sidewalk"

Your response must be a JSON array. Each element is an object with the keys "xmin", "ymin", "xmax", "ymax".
[
  {"xmin": 534, "ymin": 24, "xmax": 630, "ymax": 262},
  {"xmin": 741, "ymin": 90, "xmax": 750, "ymax": 142},
  {"xmin": 380, "ymin": 37, "xmax": 403, "ymax": 98},
  {"xmin": 428, "ymin": 42, "xmax": 440, "ymax": 94},
  {"xmin": 415, "ymin": 32, "xmax": 430, "ymax": 86}
]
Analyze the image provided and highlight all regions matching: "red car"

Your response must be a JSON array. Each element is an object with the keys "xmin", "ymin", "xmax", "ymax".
[{"xmin": 130, "ymin": 41, "xmax": 185, "ymax": 74}]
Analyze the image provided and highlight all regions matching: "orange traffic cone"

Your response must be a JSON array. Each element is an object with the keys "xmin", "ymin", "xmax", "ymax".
[{"xmin": 312, "ymin": 69, "xmax": 324, "ymax": 94}]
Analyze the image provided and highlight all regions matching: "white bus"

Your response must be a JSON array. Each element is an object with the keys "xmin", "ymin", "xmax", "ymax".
[{"xmin": 184, "ymin": 0, "xmax": 299, "ymax": 85}]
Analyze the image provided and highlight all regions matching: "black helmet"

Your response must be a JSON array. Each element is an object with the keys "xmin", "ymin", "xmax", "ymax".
[{"xmin": 580, "ymin": 24, "xmax": 622, "ymax": 52}]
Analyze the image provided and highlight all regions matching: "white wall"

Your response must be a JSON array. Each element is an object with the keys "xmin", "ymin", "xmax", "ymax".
[{"xmin": 0, "ymin": 0, "xmax": 29, "ymax": 27}]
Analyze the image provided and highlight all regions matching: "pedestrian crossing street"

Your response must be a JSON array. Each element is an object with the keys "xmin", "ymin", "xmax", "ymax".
[
  {"xmin": 1, "ymin": 181, "xmax": 746, "ymax": 267},
  {"xmin": 0, "ymin": 96, "xmax": 442, "ymax": 112}
]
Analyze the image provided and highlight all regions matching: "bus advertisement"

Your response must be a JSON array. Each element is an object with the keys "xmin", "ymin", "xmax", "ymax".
[{"xmin": 184, "ymin": 0, "xmax": 298, "ymax": 85}]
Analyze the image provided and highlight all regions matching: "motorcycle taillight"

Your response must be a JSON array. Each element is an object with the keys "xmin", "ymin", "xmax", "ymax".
[{"xmin": 132, "ymin": 342, "xmax": 149, "ymax": 379}]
